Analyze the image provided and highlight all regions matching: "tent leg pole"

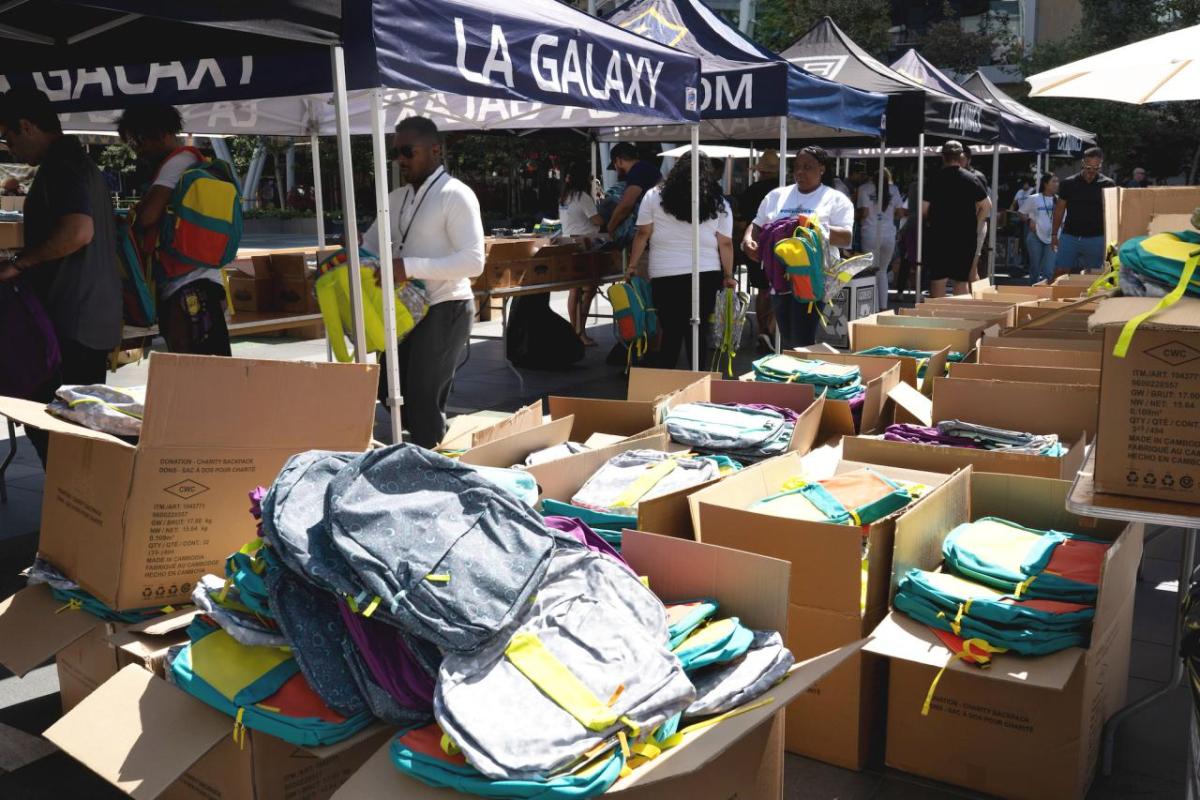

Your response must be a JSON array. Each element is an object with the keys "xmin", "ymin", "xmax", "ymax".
[
  {"xmin": 331, "ymin": 45, "xmax": 367, "ymax": 362},
  {"xmin": 690, "ymin": 124, "xmax": 701, "ymax": 372},
  {"xmin": 778, "ymin": 116, "xmax": 787, "ymax": 188},
  {"xmin": 311, "ymin": 134, "xmax": 326, "ymax": 248},
  {"xmin": 877, "ymin": 141, "xmax": 887, "ymax": 311},
  {"xmin": 916, "ymin": 134, "xmax": 925, "ymax": 305},
  {"xmin": 371, "ymin": 88, "xmax": 403, "ymax": 444},
  {"xmin": 989, "ymin": 147, "xmax": 999, "ymax": 284}
]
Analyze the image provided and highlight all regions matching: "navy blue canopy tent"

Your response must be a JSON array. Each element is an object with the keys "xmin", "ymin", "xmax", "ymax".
[
  {"xmin": 42, "ymin": 0, "xmax": 703, "ymax": 429},
  {"xmin": 961, "ymin": 69, "xmax": 1096, "ymax": 157}
]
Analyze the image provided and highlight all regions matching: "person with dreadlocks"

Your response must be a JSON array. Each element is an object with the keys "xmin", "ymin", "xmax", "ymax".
[{"xmin": 627, "ymin": 151, "xmax": 735, "ymax": 369}]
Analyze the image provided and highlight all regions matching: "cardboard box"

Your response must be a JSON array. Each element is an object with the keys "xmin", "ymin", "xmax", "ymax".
[
  {"xmin": 688, "ymin": 453, "xmax": 970, "ymax": 768},
  {"xmin": 814, "ymin": 274, "xmax": 877, "ymax": 349},
  {"xmin": 276, "ymin": 273, "xmax": 316, "ymax": 313},
  {"xmin": 270, "ymin": 252, "xmax": 309, "ymax": 279},
  {"xmin": 750, "ymin": 351, "xmax": 901, "ymax": 435},
  {"xmin": 1, "ymin": 194, "xmax": 26, "ymax": 211},
  {"xmin": 976, "ymin": 283, "xmax": 1056, "ymax": 300},
  {"xmin": 0, "ymin": 354, "xmax": 378, "ymax": 610},
  {"xmin": 947, "ymin": 361, "xmax": 1100, "ymax": 385},
  {"xmin": 1013, "ymin": 302, "xmax": 1097, "ymax": 332},
  {"xmin": 1091, "ymin": 297, "xmax": 1200, "ymax": 503},
  {"xmin": 328, "ymin": 531, "xmax": 865, "ymax": 800},
  {"xmin": 548, "ymin": 370, "xmax": 711, "ymax": 441},
  {"xmin": 439, "ymin": 401, "xmax": 543, "ymax": 452},
  {"xmin": 802, "ymin": 342, "xmax": 949, "ymax": 392},
  {"xmin": 865, "ymin": 473, "xmax": 1142, "ymax": 800},
  {"xmin": 532, "ymin": 242, "xmax": 581, "ymax": 283},
  {"xmin": 898, "ymin": 305, "xmax": 1014, "ymax": 329},
  {"xmin": 850, "ymin": 314, "xmax": 988, "ymax": 355},
  {"xmin": 249, "ymin": 254, "xmax": 273, "ymax": 279},
  {"xmin": 977, "ymin": 344, "xmax": 1103, "ymax": 370},
  {"xmin": 1103, "ymin": 185, "xmax": 1200, "ymax": 245},
  {"xmin": 225, "ymin": 271, "xmax": 275, "ymax": 312},
  {"xmin": 484, "ymin": 236, "xmax": 544, "ymax": 262},
  {"xmin": 861, "ymin": 376, "xmax": 1094, "ymax": 476},
  {"xmin": 0, "ymin": 220, "xmax": 24, "ymax": 248},
  {"xmin": 991, "ymin": 330, "xmax": 1104, "ymax": 348},
  {"xmin": 45, "ymin": 664, "xmax": 392, "ymax": 800},
  {"xmin": 458, "ymin": 414, "xmax": 578, "ymax": 469}
]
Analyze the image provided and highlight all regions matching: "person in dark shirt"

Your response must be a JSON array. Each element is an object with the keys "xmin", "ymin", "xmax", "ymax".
[
  {"xmin": 961, "ymin": 145, "xmax": 992, "ymax": 279},
  {"xmin": 736, "ymin": 149, "xmax": 780, "ymax": 350},
  {"xmin": 1053, "ymin": 147, "xmax": 1116, "ymax": 272},
  {"xmin": 605, "ymin": 142, "xmax": 661, "ymax": 242},
  {"xmin": 922, "ymin": 141, "xmax": 992, "ymax": 298},
  {"xmin": 0, "ymin": 88, "xmax": 120, "ymax": 466}
]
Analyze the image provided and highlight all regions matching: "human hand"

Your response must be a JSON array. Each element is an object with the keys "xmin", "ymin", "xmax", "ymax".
[
  {"xmin": 743, "ymin": 238, "xmax": 759, "ymax": 259},
  {"xmin": 722, "ymin": 274, "xmax": 737, "ymax": 289}
]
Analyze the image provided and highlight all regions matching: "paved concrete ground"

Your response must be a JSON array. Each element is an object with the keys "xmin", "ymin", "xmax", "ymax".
[{"xmin": 0, "ymin": 283, "xmax": 1190, "ymax": 798}]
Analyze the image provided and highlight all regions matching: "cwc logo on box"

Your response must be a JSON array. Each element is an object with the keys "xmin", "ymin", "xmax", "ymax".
[
  {"xmin": 164, "ymin": 479, "xmax": 210, "ymax": 499},
  {"xmin": 1144, "ymin": 339, "xmax": 1200, "ymax": 367}
]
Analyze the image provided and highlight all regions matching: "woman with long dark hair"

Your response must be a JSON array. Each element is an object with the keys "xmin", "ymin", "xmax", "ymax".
[
  {"xmin": 558, "ymin": 162, "xmax": 604, "ymax": 345},
  {"xmin": 628, "ymin": 152, "xmax": 735, "ymax": 369}
]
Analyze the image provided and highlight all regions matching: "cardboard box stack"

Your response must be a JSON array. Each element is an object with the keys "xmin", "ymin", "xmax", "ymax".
[{"xmin": 225, "ymin": 251, "xmax": 318, "ymax": 314}]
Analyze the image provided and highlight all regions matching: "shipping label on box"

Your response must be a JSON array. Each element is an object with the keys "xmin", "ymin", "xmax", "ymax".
[{"xmin": 1092, "ymin": 297, "xmax": 1200, "ymax": 503}]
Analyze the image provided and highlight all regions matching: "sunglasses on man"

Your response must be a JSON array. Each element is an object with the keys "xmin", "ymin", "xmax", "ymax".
[{"xmin": 388, "ymin": 144, "xmax": 421, "ymax": 160}]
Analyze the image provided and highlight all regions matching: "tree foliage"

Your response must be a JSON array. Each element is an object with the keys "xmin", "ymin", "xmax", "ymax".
[
  {"xmin": 753, "ymin": 0, "xmax": 892, "ymax": 55},
  {"xmin": 920, "ymin": 3, "xmax": 1021, "ymax": 73}
]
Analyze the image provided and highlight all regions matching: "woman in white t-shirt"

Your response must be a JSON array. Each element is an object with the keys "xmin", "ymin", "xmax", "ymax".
[
  {"xmin": 856, "ymin": 168, "xmax": 906, "ymax": 310},
  {"xmin": 628, "ymin": 152, "xmax": 735, "ymax": 369},
  {"xmin": 1018, "ymin": 174, "xmax": 1059, "ymax": 283},
  {"xmin": 558, "ymin": 163, "xmax": 605, "ymax": 345},
  {"xmin": 741, "ymin": 145, "xmax": 855, "ymax": 349}
]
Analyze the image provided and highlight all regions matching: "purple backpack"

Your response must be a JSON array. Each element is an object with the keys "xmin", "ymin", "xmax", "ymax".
[
  {"xmin": 339, "ymin": 602, "xmax": 438, "ymax": 711},
  {"xmin": 0, "ymin": 280, "xmax": 60, "ymax": 399},
  {"xmin": 544, "ymin": 515, "xmax": 632, "ymax": 571}
]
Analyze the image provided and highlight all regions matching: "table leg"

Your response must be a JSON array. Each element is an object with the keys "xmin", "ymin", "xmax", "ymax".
[
  {"xmin": 500, "ymin": 296, "xmax": 526, "ymax": 398},
  {"xmin": 0, "ymin": 419, "xmax": 17, "ymax": 504},
  {"xmin": 1101, "ymin": 527, "xmax": 1197, "ymax": 775}
]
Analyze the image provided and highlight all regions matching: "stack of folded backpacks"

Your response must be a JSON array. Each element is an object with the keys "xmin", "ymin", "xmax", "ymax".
[
  {"xmin": 166, "ymin": 444, "xmax": 794, "ymax": 799},
  {"xmin": 26, "ymin": 557, "xmax": 174, "ymax": 624},
  {"xmin": 665, "ymin": 402, "xmax": 798, "ymax": 465},
  {"xmin": 881, "ymin": 420, "xmax": 1065, "ymax": 457},
  {"xmin": 895, "ymin": 517, "xmax": 1113, "ymax": 666},
  {"xmin": 854, "ymin": 346, "xmax": 966, "ymax": 379},
  {"xmin": 542, "ymin": 448, "xmax": 738, "ymax": 545},
  {"xmin": 751, "ymin": 354, "xmax": 865, "ymax": 403}
]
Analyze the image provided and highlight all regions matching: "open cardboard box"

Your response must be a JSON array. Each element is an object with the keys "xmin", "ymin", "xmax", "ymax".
[
  {"xmin": 745, "ymin": 349, "xmax": 901, "ymax": 435},
  {"xmin": 897, "ymin": 305, "xmax": 1015, "ymax": 328},
  {"xmin": 799, "ymin": 342, "xmax": 951, "ymax": 394},
  {"xmin": 1090, "ymin": 297, "xmax": 1200, "ymax": 504},
  {"xmin": 1103, "ymin": 185, "xmax": 1200, "ymax": 244},
  {"xmin": 0, "ymin": 354, "xmax": 377, "ymax": 611},
  {"xmin": 850, "ymin": 313, "xmax": 989, "ymax": 356},
  {"xmin": 329, "ymin": 531, "xmax": 866, "ymax": 800},
  {"xmin": 458, "ymin": 414, "xmax": 577, "ymax": 469},
  {"xmin": 439, "ymin": 401, "xmax": 544, "ymax": 452},
  {"xmin": 688, "ymin": 453, "xmax": 971, "ymax": 769},
  {"xmin": 845, "ymin": 376, "xmax": 1096, "ymax": 480},
  {"xmin": 45, "ymin": 664, "xmax": 392, "ymax": 800},
  {"xmin": 548, "ymin": 369, "xmax": 712, "ymax": 441},
  {"xmin": 865, "ymin": 473, "xmax": 1142, "ymax": 800},
  {"xmin": 947, "ymin": 361, "xmax": 1100, "ymax": 385},
  {"xmin": 977, "ymin": 343, "xmax": 1103, "ymax": 370},
  {"xmin": 975, "ymin": 283, "xmax": 1057, "ymax": 300}
]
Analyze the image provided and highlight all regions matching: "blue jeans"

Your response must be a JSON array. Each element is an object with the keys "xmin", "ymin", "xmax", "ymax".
[
  {"xmin": 1026, "ymin": 232, "xmax": 1057, "ymax": 284},
  {"xmin": 1055, "ymin": 234, "xmax": 1105, "ymax": 271}
]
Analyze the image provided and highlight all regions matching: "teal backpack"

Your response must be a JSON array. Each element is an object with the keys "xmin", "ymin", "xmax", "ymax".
[
  {"xmin": 608, "ymin": 275, "xmax": 658, "ymax": 369},
  {"xmin": 671, "ymin": 617, "xmax": 755, "ymax": 672},
  {"xmin": 539, "ymin": 499, "xmax": 635, "ymax": 547},
  {"xmin": 155, "ymin": 146, "xmax": 244, "ymax": 278},
  {"xmin": 751, "ymin": 354, "xmax": 863, "ymax": 399},
  {"xmin": 664, "ymin": 599, "xmax": 719, "ymax": 649},
  {"xmin": 854, "ymin": 346, "xmax": 967, "ymax": 379},
  {"xmin": 115, "ymin": 215, "xmax": 156, "ymax": 326},
  {"xmin": 171, "ymin": 622, "xmax": 374, "ymax": 748},
  {"xmin": 752, "ymin": 468, "xmax": 914, "ymax": 526},
  {"xmin": 941, "ymin": 518, "xmax": 1113, "ymax": 603},
  {"xmin": 894, "ymin": 569, "xmax": 1093, "ymax": 656}
]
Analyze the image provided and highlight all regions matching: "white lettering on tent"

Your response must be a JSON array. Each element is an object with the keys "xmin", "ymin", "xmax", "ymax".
[
  {"xmin": 482, "ymin": 24, "xmax": 515, "ymax": 88},
  {"xmin": 604, "ymin": 50, "xmax": 626, "ymax": 100},
  {"xmin": 621, "ymin": 54, "xmax": 646, "ymax": 106},
  {"xmin": 115, "ymin": 66, "xmax": 151, "ymax": 95},
  {"xmin": 559, "ymin": 40, "xmax": 588, "ymax": 99},
  {"xmin": 203, "ymin": 101, "xmax": 257, "ymax": 129},
  {"xmin": 455, "ymin": 18, "xmax": 492, "ymax": 86},
  {"xmin": 240, "ymin": 56, "xmax": 253, "ymax": 85},
  {"xmin": 185, "ymin": 59, "xmax": 227, "ymax": 91},
  {"xmin": 948, "ymin": 101, "xmax": 983, "ymax": 134},
  {"xmin": 71, "ymin": 67, "xmax": 113, "ymax": 100},
  {"xmin": 531, "ymin": 34, "xmax": 561, "ymax": 93},
  {"xmin": 34, "ymin": 71, "xmax": 71, "ymax": 102},
  {"xmin": 645, "ymin": 58, "xmax": 663, "ymax": 108},
  {"xmin": 477, "ymin": 96, "xmax": 511, "ymax": 120},
  {"xmin": 699, "ymin": 76, "xmax": 713, "ymax": 110},
  {"xmin": 583, "ymin": 44, "xmax": 609, "ymax": 100},
  {"xmin": 715, "ymin": 73, "xmax": 750, "ymax": 111}
]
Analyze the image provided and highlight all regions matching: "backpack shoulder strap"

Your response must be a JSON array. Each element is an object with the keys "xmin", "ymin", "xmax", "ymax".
[{"xmin": 152, "ymin": 146, "xmax": 206, "ymax": 185}]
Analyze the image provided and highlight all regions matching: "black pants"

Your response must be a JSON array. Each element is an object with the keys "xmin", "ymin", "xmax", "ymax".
[
  {"xmin": 650, "ymin": 271, "xmax": 722, "ymax": 370},
  {"xmin": 377, "ymin": 299, "xmax": 472, "ymax": 449},
  {"xmin": 771, "ymin": 295, "xmax": 820, "ymax": 350},
  {"xmin": 27, "ymin": 338, "xmax": 111, "ymax": 467},
  {"xmin": 159, "ymin": 281, "xmax": 232, "ymax": 356}
]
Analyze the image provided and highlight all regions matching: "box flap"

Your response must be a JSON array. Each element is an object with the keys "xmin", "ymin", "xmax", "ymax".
[
  {"xmin": 0, "ymin": 396, "xmax": 132, "ymax": 447},
  {"xmin": 931, "ymin": 377, "xmax": 1099, "ymax": 439},
  {"xmin": 890, "ymin": 468, "xmax": 972, "ymax": 601},
  {"xmin": 139, "ymin": 354, "xmax": 378, "ymax": 449},
  {"xmin": 304, "ymin": 722, "xmax": 392, "ymax": 760},
  {"xmin": 331, "ymin": 640, "xmax": 865, "ymax": 800},
  {"xmin": 440, "ymin": 410, "xmax": 514, "ymax": 451},
  {"xmin": 548, "ymin": 397, "xmax": 659, "ymax": 441},
  {"xmin": 948, "ymin": 363, "xmax": 1100, "ymax": 385},
  {"xmin": 527, "ymin": 432, "xmax": 669, "ymax": 502},
  {"xmin": 468, "ymin": 401, "xmax": 543, "ymax": 448},
  {"xmin": 627, "ymin": 368, "xmax": 718, "ymax": 401},
  {"xmin": 0, "ymin": 584, "xmax": 102, "ymax": 677},
  {"xmin": 921, "ymin": 347, "xmax": 951, "ymax": 396},
  {"xmin": 584, "ymin": 432, "xmax": 627, "ymax": 448},
  {"xmin": 864, "ymin": 613, "xmax": 1083, "ymax": 691},
  {"xmin": 796, "ymin": 343, "xmax": 839, "ymax": 355},
  {"xmin": 1089, "ymin": 296, "xmax": 1200, "ymax": 332},
  {"xmin": 888, "ymin": 382, "xmax": 932, "ymax": 427},
  {"xmin": 125, "ymin": 607, "xmax": 200, "ymax": 636},
  {"xmin": 44, "ymin": 665, "xmax": 230, "ymax": 800},
  {"xmin": 458, "ymin": 415, "xmax": 574, "ymax": 468}
]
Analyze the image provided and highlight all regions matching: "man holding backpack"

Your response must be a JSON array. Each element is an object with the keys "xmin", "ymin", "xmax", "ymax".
[
  {"xmin": 118, "ymin": 104, "xmax": 234, "ymax": 356},
  {"xmin": 0, "ymin": 88, "xmax": 121, "ymax": 465}
]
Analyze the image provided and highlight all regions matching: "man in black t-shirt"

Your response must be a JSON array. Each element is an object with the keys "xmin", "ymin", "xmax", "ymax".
[
  {"xmin": 605, "ymin": 142, "xmax": 661, "ymax": 244},
  {"xmin": 1053, "ymin": 147, "xmax": 1116, "ymax": 273},
  {"xmin": 922, "ymin": 141, "xmax": 992, "ymax": 298},
  {"xmin": 0, "ymin": 88, "xmax": 120, "ymax": 465}
]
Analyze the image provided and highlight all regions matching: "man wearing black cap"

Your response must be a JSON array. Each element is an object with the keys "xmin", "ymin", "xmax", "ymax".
[
  {"xmin": 605, "ymin": 143, "xmax": 662, "ymax": 242},
  {"xmin": 922, "ymin": 141, "xmax": 991, "ymax": 298}
]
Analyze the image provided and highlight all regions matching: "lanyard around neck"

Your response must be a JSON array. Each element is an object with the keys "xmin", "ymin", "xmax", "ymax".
[{"xmin": 398, "ymin": 167, "xmax": 447, "ymax": 251}]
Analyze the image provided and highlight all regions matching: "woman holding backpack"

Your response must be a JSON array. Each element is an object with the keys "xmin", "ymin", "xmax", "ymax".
[{"xmin": 627, "ymin": 152, "xmax": 736, "ymax": 370}]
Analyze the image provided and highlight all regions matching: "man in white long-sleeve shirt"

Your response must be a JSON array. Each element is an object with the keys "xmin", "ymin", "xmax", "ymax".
[{"xmin": 363, "ymin": 116, "xmax": 484, "ymax": 448}]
